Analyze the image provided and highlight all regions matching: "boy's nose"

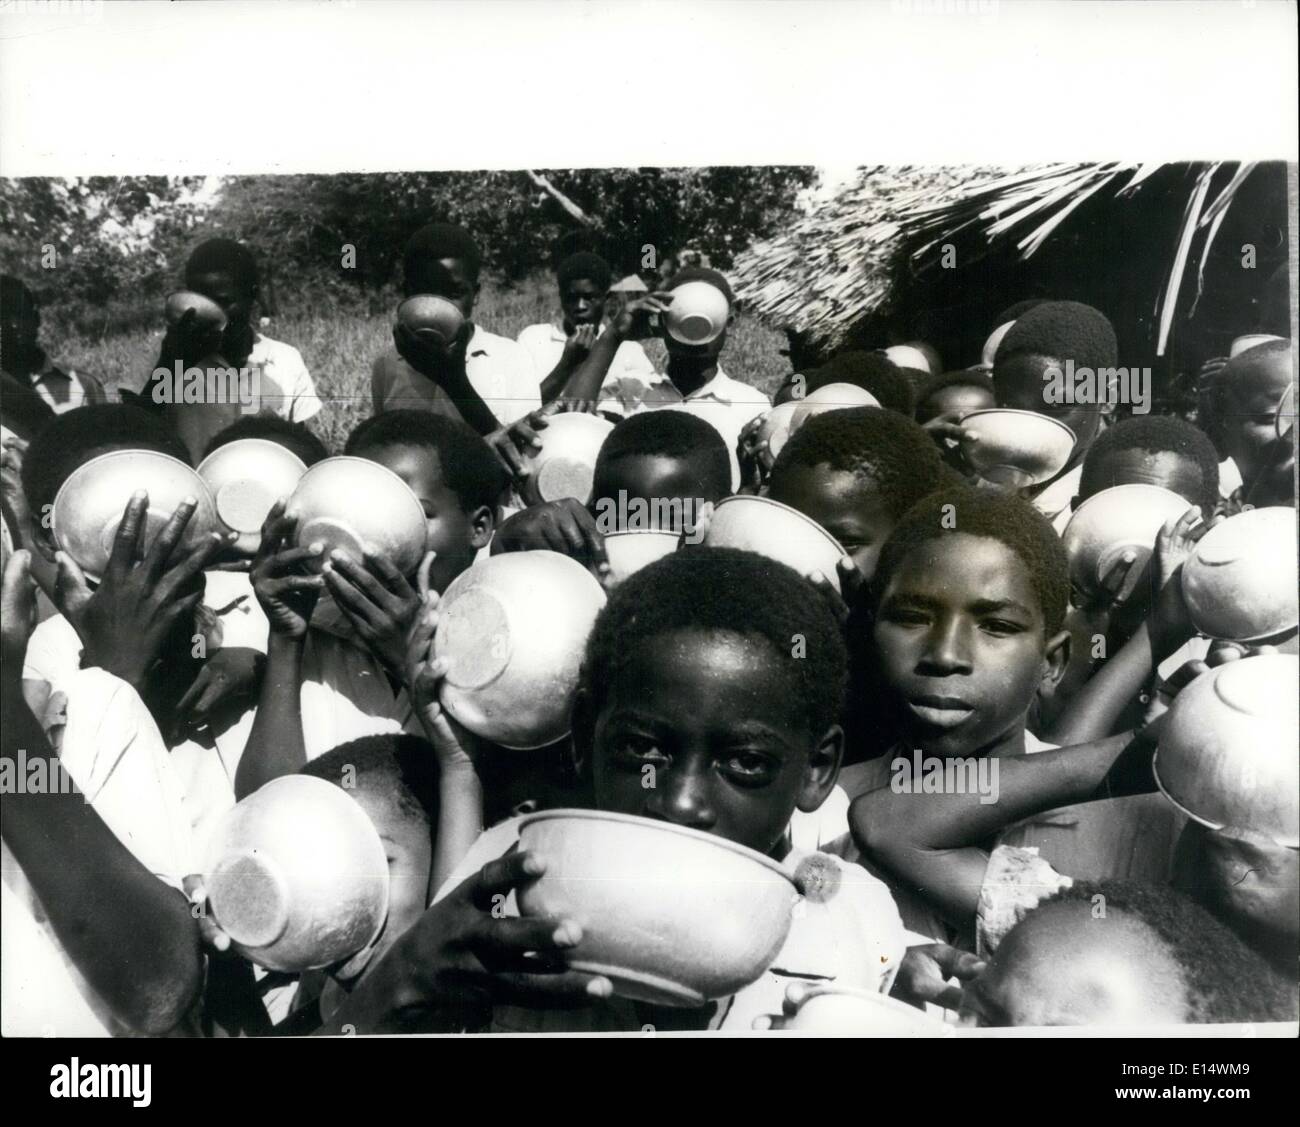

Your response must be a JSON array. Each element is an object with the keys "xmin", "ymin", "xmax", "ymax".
[
  {"xmin": 643, "ymin": 763, "xmax": 717, "ymax": 832},
  {"xmin": 919, "ymin": 619, "xmax": 973, "ymax": 675}
]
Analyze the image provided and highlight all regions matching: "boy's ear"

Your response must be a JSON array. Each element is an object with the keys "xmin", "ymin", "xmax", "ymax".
[
  {"xmin": 467, "ymin": 504, "xmax": 495, "ymax": 551},
  {"xmin": 569, "ymin": 687, "xmax": 596, "ymax": 783},
  {"xmin": 795, "ymin": 723, "xmax": 844, "ymax": 814},
  {"xmin": 1037, "ymin": 629, "xmax": 1072, "ymax": 700}
]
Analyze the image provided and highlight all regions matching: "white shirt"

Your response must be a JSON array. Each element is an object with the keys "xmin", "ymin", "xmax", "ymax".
[
  {"xmin": 371, "ymin": 325, "xmax": 540, "ymax": 427},
  {"xmin": 516, "ymin": 322, "xmax": 655, "ymax": 388},
  {"xmin": 1030, "ymin": 462, "xmax": 1084, "ymax": 535},
  {"xmin": 597, "ymin": 365, "xmax": 771, "ymax": 490},
  {"xmin": 243, "ymin": 334, "xmax": 321, "ymax": 423},
  {"xmin": 21, "ymin": 361, "xmax": 108, "ymax": 414},
  {"xmin": 1, "ymin": 669, "xmax": 196, "ymax": 1037}
]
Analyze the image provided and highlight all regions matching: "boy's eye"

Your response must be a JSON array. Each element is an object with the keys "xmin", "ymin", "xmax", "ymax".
[
  {"xmin": 614, "ymin": 734, "xmax": 668, "ymax": 763},
  {"xmin": 719, "ymin": 750, "xmax": 778, "ymax": 783},
  {"xmin": 981, "ymin": 619, "xmax": 1025, "ymax": 637},
  {"xmin": 884, "ymin": 607, "xmax": 930, "ymax": 627}
]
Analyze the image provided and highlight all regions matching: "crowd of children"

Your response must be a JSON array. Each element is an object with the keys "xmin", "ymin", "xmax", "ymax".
[{"xmin": 0, "ymin": 218, "xmax": 1296, "ymax": 1037}]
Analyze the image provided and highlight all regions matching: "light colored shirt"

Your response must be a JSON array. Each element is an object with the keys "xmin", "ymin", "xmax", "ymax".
[
  {"xmin": 1, "ymin": 668, "xmax": 196, "ymax": 1036},
  {"xmin": 516, "ymin": 322, "xmax": 655, "ymax": 389},
  {"xmin": 371, "ymin": 325, "xmax": 540, "ymax": 427},
  {"xmin": 245, "ymin": 334, "xmax": 321, "ymax": 423},
  {"xmin": 597, "ymin": 364, "xmax": 771, "ymax": 491},
  {"xmin": 432, "ymin": 814, "xmax": 907, "ymax": 1033},
  {"xmin": 20, "ymin": 361, "xmax": 107, "ymax": 414},
  {"xmin": 1030, "ymin": 462, "xmax": 1084, "ymax": 535}
]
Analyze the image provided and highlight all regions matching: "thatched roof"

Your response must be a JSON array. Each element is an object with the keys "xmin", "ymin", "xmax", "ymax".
[{"xmin": 732, "ymin": 161, "xmax": 1263, "ymax": 359}]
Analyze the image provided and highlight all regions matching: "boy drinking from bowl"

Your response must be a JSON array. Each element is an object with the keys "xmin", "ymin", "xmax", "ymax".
[
  {"xmin": 371, "ymin": 223, "xmax": 539, "ymax": 432},
  {"xmin": 320, "ymin": 548, "xmax": 908, "ymax": 1033}
]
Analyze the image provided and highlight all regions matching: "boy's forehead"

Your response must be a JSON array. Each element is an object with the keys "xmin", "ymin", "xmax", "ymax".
[{"xmin": 891, "ymin": 532, "xmax": 1038, "ymax": 603}]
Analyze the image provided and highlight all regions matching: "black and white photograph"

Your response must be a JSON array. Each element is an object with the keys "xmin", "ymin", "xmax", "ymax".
[{"xmin": 0, "ymin": 0, "xmax": 1296, "ymax": 1097}]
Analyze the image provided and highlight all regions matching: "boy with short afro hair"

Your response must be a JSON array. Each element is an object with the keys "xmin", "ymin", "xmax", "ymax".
[
  {"xmin": 1076, "ymin": 413, "xmax": 1220, "ymax": 510},
  {"xmin": 201, "ymin": 414, "xmax": 330, "ymax": 468},
  {"xmin": 372, "ymin": 222, "xmax": 540, "ymax": 430},
  {"xmin": 776, "ymin": 351, "xmax": 915, "ymax": 416},
  {"xmin": 517, "ymin": 251, "xmax": 655, "ymax": 404}
]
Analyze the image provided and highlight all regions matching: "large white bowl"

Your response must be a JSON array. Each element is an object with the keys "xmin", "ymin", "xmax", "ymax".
[
  {"xmin": 884, "ymin": 344, "xmax": 933, "ymax": 374},
  {"xmin": 703, "ymin": 495, "xmax": 847, "ymax": 592},
  {"xmin": 1181, "ymin": 507, "xmax": 1299, "ymax": 642},
  {"xmin": 197, "ymin": 438, "xmax": 308, "ymax": 555},
  {"xmin": 202, "ymin": 775, "xmax": 390, "ymax": 972},
  {"xmin": 785, "ymin": 984, "xmax": 946, "ymax": 1036},
  {"xmin": 516, "ymin": 809, "xmax": 797, "ymax": 1007},
  {"xmin": 755, "ymin": 401, "xmax": 802, "ymax": 462},
  {"xmin": 523, "ymin": 412, "xmax": 614, "ymax": 506},
  {"xmin": 1061, "ymin": 484, "xmax": 1196, "ymax": 597},
  {"xmin": 396, "ymin": 294, "xmax": 465, "ymax": 346},
  {"xmin": 434, "ymin": 551, "xmax": 606, "ymax": 749},
  {"xmin": 1154, "ymin": 654, "xmax": 1299, "ymax": 847},
  {"xmin": 958, "ymin": 408, "xmax": 1077, "ymax": 487},
  {"xmin": 51, "ymin": 450, "xmax": 219, "ymax": 582},
  {"xmin": 789, "ymin": 383, "xmax": 881, "ymax": 433},
  {"xmin": 603, "ymin": 528, "xmax": 680, "ymax": 585},
  {"xmin": 980, "ymin": 320, "xmax": 1015, "ymax": 369},
  {"xmin": 663, "ymin": 281, "xmax": 730, "ymax": 346},
  {"xmin": 284, "ymin": 456, "xmax": 428, "ymax": 576},
  {"xmin": 164, "ymin": 290, "xmax": 227, "ymax": 332}
]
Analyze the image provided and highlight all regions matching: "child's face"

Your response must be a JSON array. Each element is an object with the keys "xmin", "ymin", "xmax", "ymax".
[
  {"xmin": 578, "ymin": 628, "xmax": 841, "ymax": 857},
  {"xmin": 994, "ymin": 352, "xmax": 1102, "ymax": 454},
  {"xmin": 916, "ymin": 383, "xmax": 996, "ymax": 426},
  {"xmin": 768, "ymin": 463, "xmax": 896, "ymax": 582},
  {"xmin": 1221, "ymin": 355, "xmax": 1293, "ymax": 484},
  {"xmin": 593, "ymin": 452, "xmax": 724, "ymax": 515},
  {"xmin": 429, "ymin": 257, "xmax": 478, "ymax": 321},
  {"xmin": 334, "ymin": 779, "xmax": 433, "ymax": 984},
  {"xmin": 958, "ymin": 901, "xmax": 1188, "ymax": 1027},
  {"xmin": 560, "ymin": 278, "xmax": 606, "ymax": 329},
  {"xmin": 1079, "ymin": 448, "xmax": 1206, "ymax": 508},
  {"xmin": 873, "ymin": 533, "xmax": 1066, "ymax": 757},
  {"xmin": 188, "ymin": 269, "xmax": 254, "ymax": 325},
  {"xmin": 357, "ymin": 443, "xmax": 490, "ymax": 593}
]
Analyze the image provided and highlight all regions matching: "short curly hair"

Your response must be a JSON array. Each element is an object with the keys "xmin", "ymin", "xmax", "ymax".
[
  {"xmin": 300, "ymin": 733, "xmax": 441, "ymax": 827},
  {"xmin": 915, "ymin": 368, "xmax": 996, "ymax": 412},
  {"xmin": 871, "ymin": 486, "xmax": 1070, "ymax": 634},
  {"xmin": 994, "ymin": 300, "xmax": 1118, "ymax": 372},
  {"xmin": 807, "ymin": 351, "xmax": 915, "ymax": 415},
  {"xmin": 202, "ymin": 414, "xmax": 329, "ymax": 467},
  {"xmin": 769, "ymin": 406, "xmax": 952, "ymax": 521},
  {"xmin": 557, "ymin": 251, "xmax": 612, "ymax": 293},
  {"xmin": 592, "ymin": 409, "xmax": 731, "ymax": 503},
  {"xmin": 579, "ymin": 547, "xmax": 848, "ymax": 738},
  {"xmin": 1079, "ymin": 415, "xmax": 1220, "ymax": 506},
  {"xmin": 345, "ymin": 409, "xmax": 508, "ymax": 513},
  {"xmin": 1042, "ymin": 879, "xmax": 1298, "ymax": 1024}
]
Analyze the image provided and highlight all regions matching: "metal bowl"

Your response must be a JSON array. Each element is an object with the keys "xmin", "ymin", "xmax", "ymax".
[
  {"xmin": 1181, "ymin": 507, "xmax": 1298, "ymax": 642},
  {"xmin": 1061, "ymin": 484, "xmax": 1196, "ymax": 598},
  {"xmin": 433, "ymin": 551, "xmax": 606, "ymax": 749},
  {"xmin": 516, "ymin": 809, "xmax": 797, "ymax": 1007},
  {"xmin": 202, "ymin": 775, "xmax": 390, "ymax": 972},
  {"xmin": 663, "ymin": 281, "xmax": 729, "ymax": 346},
  {"xmin": 703, "ymin": 495, "xmax": 847, "ymax": 593},
  {"xmin": 884, "ymin": 344, "xmax": 933, "ymax": 374},
  {"xmin": 980, "ymin": 320, "xmax": 1015, "ymax": 369},
  {"xmin": 197, "ymin": 438, "xmax": 308, "ymax": 556},
  {"xmin": 789, "ymin": 383, "xmax": 881, "ymax": 432},
  {"xmin": 51, "ymin": 450, "xmax": 219, "ymax": 582},
  {"xmin": 396, "ymin": 294, "xmax": 465, "ymax": 346},
  {"xmin": 603, "ymin": 528, "xmax": 681, "ymax": 585},
  {"xmin": 284, "ymin": 456, "xmax": 428, "ymax": 576},
  {"xmin": 1154, "ymin": 654, "xmax": 1299, "ymax": 847},
  {"xmin": 1229, "ymin": 333, "xmax": 1285, "ymax": 358},
  {"xmin": 522, "ymin": 412, "xmax": 614, "ymax": 506},
  {"xmin": 785, "ymin": 984, "xmax": 946, "ymax": 1035},
  {"xmin": 165, "ymin": 290, "xmax": 228, "ymax": 332},
  {"xmin": 957, "ymin": 408, "xmax": 1077, "ymax": 487},
  {"xmin": 755, "ymin": 401, "xmax": 801, "ymax": 462}
]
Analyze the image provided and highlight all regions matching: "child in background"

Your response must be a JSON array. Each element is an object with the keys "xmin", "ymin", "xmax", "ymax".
[
  {"xmin": 201, "ymin": 413, "xmax": 329, "ymax": 470},
  {"xmin": 774, "ymin": 350, "xmax": 916, "ymax": 416},
  {"xmin": 914, "ymin": 369, "xmax": 996, "ymax": 426},
  {"xmin": 517, "ymin": 252, "xmax": 655, "ymax": 404},
  {"xmin": 1, "ymin": 275, "xmax": 107, "ymax": 414},
  {"xmin": 372, "ymin": 223, "xmax": 539, "ymax": 432},
  {"xmin": 491, "ymin": 409, "xmax": 731, "ymax": 574},
  {"xmin": 322, "ymin": 548, "xmax": 907, "ymax": 1034}
]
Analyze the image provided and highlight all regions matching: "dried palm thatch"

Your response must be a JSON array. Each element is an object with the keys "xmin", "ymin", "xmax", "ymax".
[{"xmin": 733, "ymin": 161, "xmax": 1261, "ymax": 357}]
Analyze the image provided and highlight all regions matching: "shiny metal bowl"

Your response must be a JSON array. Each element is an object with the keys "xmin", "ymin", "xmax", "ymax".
[
  {"xmin": 663, "ymin": 281, "xmax": 729, "ymax": 346},
  {"xmin": 197, "ymin": 438, "xmax": 308, "ymax": 556},
  {"xmin": 1061, "ymin": 484, "xmax": 1196, "ymax": 598},
  {"xmin": 523, "ymin": 412, "xmax": 614, "ymax": 506},
  {"xmin": 164, "ymin": 290, "xmax": 228, "ymax": 332},
  {"xmin": 789, "ymin": 383, "xmax": 881, "ymax": 433},
  {"xmin": 958, "ymin": 408, "xmax": 1077, "ymax": 488},
  {"xmin": 703, "ymin": 495, "xmax": 847, "ymax": 592},
  {"xmin": 396, "ymin": 294, "xmax": 465, "ymax": 346},
  {"xmin": 603, "ymin": 528, "xmax": 681, "ymax": 585}
]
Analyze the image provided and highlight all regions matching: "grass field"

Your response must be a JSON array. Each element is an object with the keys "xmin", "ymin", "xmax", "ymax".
[{"xmin": 47, "ymin": 275, "xmax": 792, "ymax": 452}]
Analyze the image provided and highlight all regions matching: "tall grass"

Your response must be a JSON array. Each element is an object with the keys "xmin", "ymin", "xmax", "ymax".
[{"xmin": 46, "ymin": 275, "xmax": 792, "ymax": 453}]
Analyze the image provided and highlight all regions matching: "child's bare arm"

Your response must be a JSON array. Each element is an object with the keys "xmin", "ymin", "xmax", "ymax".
[
  {"xmin": 1, "ymin": 552, "xmax": 205, "ymax": 1036},
  {"xmin": 563, "ymin": 293, "xmax": 671, "ymax": 404}
]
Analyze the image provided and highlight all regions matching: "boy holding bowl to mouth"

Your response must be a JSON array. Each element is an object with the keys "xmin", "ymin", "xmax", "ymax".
[{"xmin": 316, "ymin": 548, "xmax": 908, "ymax": 1034}]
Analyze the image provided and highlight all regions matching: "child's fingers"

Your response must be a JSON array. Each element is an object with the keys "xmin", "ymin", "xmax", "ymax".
[
  {"xmin": 0, "ymin": 549, "xmax": 36, "ymax": 653},
  {"xmin": 145, "ymin": 495, "xmax": 198, "ymax": 580},
  {"xmin": 331, "ymin": 549, "xmax": 395, "ymax": 607},
  {"xmin": 266, "ymin": 544, "xmax": 324, "ymax": 574},
  {"xmin": 415, "ymin": 551, "xmax": 437, "ymax": 600},
  {"xmin": 105, "ymin": 491, "xmax": 149, "ymax": 578},
  {"xmin": 52, "ymin": 550, "xmax": 93, "ymax": 617},
  {"xmin": 322, "ymin": 567, "xmax": 382, "ymax": 625},
  {"xmin": 471, "ymin": 849, "xmax": 546, "ymax": 907},
  {"xmin": 173, "ymin": 667, "xmax": 212, "ymax": 718}
]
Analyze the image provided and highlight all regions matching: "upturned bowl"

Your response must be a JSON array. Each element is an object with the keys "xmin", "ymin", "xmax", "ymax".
[
  {"xmin": 785, "ymin": 984, "xmax": 946, "ymax": 1036},
  {"xmin": 603, "ymin": 528, "xmax": 681, "ymax": 585},
  {"xmin": 1061, "ymin": 484, "xmax": 1196, "ymax": 597},
  {"xmin": 523, "ymin": 412, "xmax": 615, "ymax": 506},
  {"xmin": 433, "ymin": 551, "xmax": 606, "ymax": 749},
  {"xmin": 1181, "ymin": 507, "xmax": 1299, "ymax": 642},
  {"xmin": 284, "ymin": 456, "xmax": 428, "ymax": 576},
  {"xmin": 396, "ymin": 294, "xmax": 465, "ymax": 346},
  {"xmin": 202, "ymin": 775, "xmax": 391, "ymax": 972},
  {"xmin": 663, "ymin": 281, "xmax": 730, "ymax": 346},
  {"xmin": 702, "ymin": 495, "xmax": 847, "ymax": 593},
  {"xmin": 516, "ymin": 809, "xmax": 797, "ymax": 1007},
  {"xmin": 1154, "ymin": 654, "xmax": 1299, "ymax": 847},
  {"xmin": 197, "ymin": 438, "xmax": 308, "ymax": 555},
  {"xmin": 884, "ymin": 344, "xmax": 933, "ymax": 374},
  {"xmin": 958, "ymin": 408, "xmax": 1077, "ymax": 487},
  {"xmin": 164, "ymin": 290, "xmax": 228, "ymax": 332},
  {"xmin": 755, "ymin": 401, "xmax": 802, "ymax": 462},
  {"xmin": 980, "ymin": 320, "xmax": 1015, "ymax": 369},
  {"xmin": 1229, "ymin": 333, "xmax": 1285, "ymax": 358},
  {"xmin": 789, "ymin": 383, "xmax": 881, "ymax": 433},
  {"xmin": 51, "ymin": 450, "xmax": 219, "ymax": 582}
]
